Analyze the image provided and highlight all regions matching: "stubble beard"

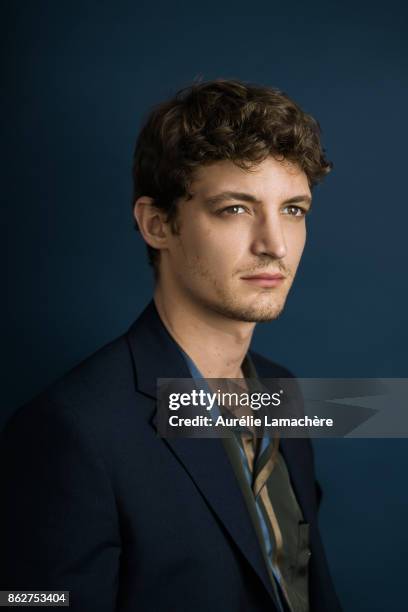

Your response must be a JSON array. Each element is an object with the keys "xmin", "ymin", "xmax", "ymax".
[
  {"xmin": 181, "ymin": 252, "xmax": 294, "ymax": 323},
  {"xmin": 209, "ymin": 289, "xmax": 289, "ymax": 322},
  {"xmin": 192, "ymin": 274, "xmax": 293, "ymax": 323}
]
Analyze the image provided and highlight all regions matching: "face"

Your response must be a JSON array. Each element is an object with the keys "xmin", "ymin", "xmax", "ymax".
[{"xmin": 160, "ymin": 156, "xmax": 312, "ymax": 322}]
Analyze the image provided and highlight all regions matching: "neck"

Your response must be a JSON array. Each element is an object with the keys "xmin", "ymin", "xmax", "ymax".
[{"xmin": 153, "ymin": 285, "xmax": 256, "ymax": 379}]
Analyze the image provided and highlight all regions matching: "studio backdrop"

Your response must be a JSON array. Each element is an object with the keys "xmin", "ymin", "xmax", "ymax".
[{"xmin": 3, "ymin": 2, "xmax": 408, "ymax": 611}]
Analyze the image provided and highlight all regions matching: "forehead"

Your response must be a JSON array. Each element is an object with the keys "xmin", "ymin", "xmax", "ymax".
[{"xmin": 188, "ymin": 156, "xmax": 311, "ymax": 201}]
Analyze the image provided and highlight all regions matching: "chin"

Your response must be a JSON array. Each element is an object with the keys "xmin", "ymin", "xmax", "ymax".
[
  {"xmin": 239, "ymin": 308, "xmax": 284, "ymax": 323},
  {"xmin": 213, "ymin": 300, "xmax": 285, "ymax": 323}
]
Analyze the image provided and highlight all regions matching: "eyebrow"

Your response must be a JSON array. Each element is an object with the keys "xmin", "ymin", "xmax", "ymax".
[{"xmin": 203, "ymin": 190, "xmax": 313, "ymax": 209}]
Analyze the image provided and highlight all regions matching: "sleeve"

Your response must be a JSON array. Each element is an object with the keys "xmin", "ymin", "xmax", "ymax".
[{"xmin": 0, "ymin": 397, "xmax": 121, "ymax": 611}]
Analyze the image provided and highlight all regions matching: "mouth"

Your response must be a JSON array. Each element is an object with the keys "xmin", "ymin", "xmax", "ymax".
[{"xmin": 240, "ymin": 272, "xmax": 286, "ymax": 288}]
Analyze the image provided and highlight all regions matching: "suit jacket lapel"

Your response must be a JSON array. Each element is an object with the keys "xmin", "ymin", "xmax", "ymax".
[{"xmin": 126, "ymin": 300, "xmax": 281, "ymax": 606}]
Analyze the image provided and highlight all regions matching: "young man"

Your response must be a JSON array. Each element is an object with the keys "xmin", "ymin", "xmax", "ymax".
[{"xmin": 0, "ymin": 80, "xmax": 342, "ymax": 611}]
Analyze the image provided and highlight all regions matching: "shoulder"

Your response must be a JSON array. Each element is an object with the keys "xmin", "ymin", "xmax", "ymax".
[
  {"xmin": 31, "ymin": 333, "xmax": 136, "ymax": 420},
  {"xmin": 2, "ymin": 332, "xmax": 142, "ymax": 455},
  {"xmin": 49, "ymin": 334, "xmax": 133, "ymax": 404}
]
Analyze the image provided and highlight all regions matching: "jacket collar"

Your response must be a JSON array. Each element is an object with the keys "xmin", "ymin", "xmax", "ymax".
[{"xmin": 126, "ymin": 299, "xmax": 191, "ymax": 398}]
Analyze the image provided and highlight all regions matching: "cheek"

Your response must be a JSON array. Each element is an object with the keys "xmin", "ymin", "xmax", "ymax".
[
  {"xmin": 286, "ymin": 225, "xmax": 307, "ymax": 265},
  {"xmin": 182, "ymin": 223, "xmax": 245, "ymax": 270}
]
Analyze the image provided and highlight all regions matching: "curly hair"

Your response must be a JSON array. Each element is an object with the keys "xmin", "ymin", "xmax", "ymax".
[{"xmin": 132, "ymin": 79, "xmax": 332, "ymax": 273}]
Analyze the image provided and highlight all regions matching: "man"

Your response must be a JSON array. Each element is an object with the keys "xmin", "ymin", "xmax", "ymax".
[{"xmin": 0, "ymin": 80, "xmax": 341, "ymax": 611}]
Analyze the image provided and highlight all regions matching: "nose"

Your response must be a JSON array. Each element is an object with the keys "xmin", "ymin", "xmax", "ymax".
[{"xmin": 250, "ymin": 213, "xmax": 287, "ymax": 260}]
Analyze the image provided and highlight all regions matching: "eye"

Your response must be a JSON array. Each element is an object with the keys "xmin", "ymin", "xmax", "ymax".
[
  {"xmin": 282, "ymin": 205, "xmax": 308, "ymax": 217},
  {"xmin": 219, "ymin": 205, "xmax": 248, "ymax": 215}
]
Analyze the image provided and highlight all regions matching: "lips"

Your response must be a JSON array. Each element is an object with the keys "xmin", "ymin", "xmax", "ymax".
[{"xmin": 240, "ymin": 272, "xmax": 285, "ymax": 288}]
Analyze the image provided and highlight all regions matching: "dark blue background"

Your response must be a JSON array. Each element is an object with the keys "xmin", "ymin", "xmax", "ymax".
[{"xmin": 3, "ymin": 1, "xmax": 408, "ymax": 609}]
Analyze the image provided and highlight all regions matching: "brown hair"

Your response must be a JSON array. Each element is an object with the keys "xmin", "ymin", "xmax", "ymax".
[{"xmin": 132, "ymin": 79, "xmax": 332, "ymax": 274}]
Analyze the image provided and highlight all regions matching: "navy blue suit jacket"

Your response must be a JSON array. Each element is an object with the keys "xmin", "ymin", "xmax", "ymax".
[{"xmin": 0, "ymin": 300, "xmax": 342, "ymax": 611}]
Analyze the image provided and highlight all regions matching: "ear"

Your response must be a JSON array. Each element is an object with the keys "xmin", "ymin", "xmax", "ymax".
[{"xmin": 133, "ymin": 196, "xmax": 170, "ymax": 251}]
